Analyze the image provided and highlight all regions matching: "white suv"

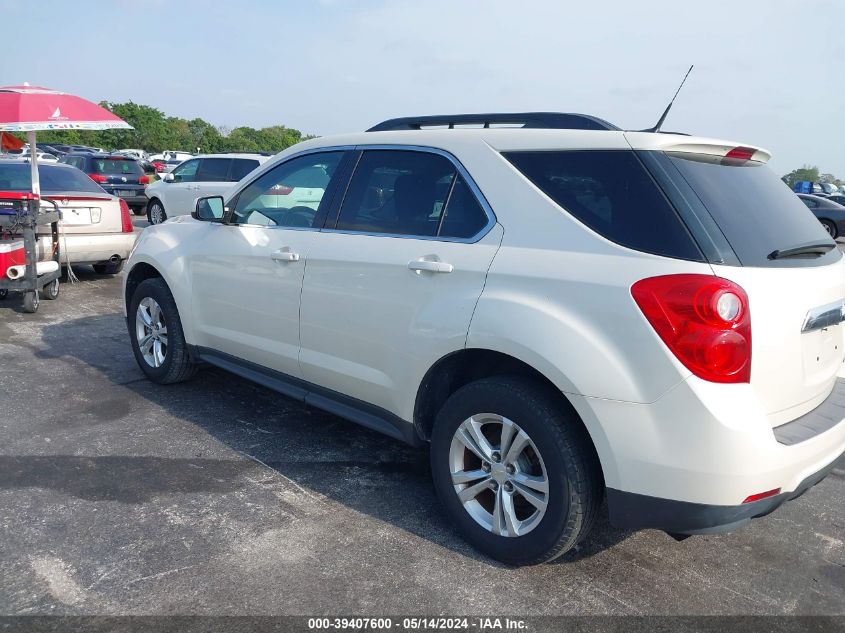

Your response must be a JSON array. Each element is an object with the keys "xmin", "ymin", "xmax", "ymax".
[
  {"xmin": 123, "ymin": 113, "xmax": 845, "ymax": 565},
  {"xmin": 144, "ymin": 153, "xmax": 269, "ymax": 224}
]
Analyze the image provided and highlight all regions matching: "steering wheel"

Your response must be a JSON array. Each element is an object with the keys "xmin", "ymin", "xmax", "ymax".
[{"xmin": 286, "ymin": 206, "xmax": 317, "ymax": 228}]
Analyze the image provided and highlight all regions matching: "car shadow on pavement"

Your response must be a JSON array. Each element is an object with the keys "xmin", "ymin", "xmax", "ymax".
[{"xmin": 35, "ymin": 313, "xmax": 633, "ymax": 565}]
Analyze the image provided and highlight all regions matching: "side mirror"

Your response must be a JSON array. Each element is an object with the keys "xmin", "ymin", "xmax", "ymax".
[
  {"xmin": 193, "ymin": 196, "xmax": 226, "ymax": 222},
  {"xmin": 164, "ymin": 172, "xmax": 175, "ymax": 183}
]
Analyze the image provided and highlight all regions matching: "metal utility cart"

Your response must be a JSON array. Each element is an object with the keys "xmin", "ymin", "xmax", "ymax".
[{"xmin": 0, "ymin": 192, "xmax": 61, "ymax": 313}]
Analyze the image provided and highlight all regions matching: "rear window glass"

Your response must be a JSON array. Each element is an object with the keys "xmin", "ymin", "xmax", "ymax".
[
  {"xmin": 0, "ymin": 163, "xmax": 104, "ymax": 194},
  {"xmin": 504, "ymin": 150, "xmax": 702, "ymax": 260},
  {"xmin": 91, "ymin": 158, "xmax": 143, "ymax": 175},
  {"xmin": 660, "ymin": 153, "xmax": 838, "ymax": 267}
]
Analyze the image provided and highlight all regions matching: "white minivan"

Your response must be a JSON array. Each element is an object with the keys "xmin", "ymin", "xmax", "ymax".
[
  {"xmin": 124, "ymin": 113, "xmax": 845, "ymax": 565},
  {"xmin": 144, "ymin": 153, "xmax": 269, "ymax": 224}
]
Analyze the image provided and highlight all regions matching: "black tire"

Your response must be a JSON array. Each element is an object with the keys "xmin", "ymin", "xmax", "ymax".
[
  {"xmin": 41, "ymin": 278, "xmax": 60, "ymax": 300},
  {"xmin": 22, "ymin": 290, "xmax": 39, "ymax": 313},
  {"xmin": 132, "ymin": 206, "xmax": 146, "ymax": 216},
  {"xmin": 147, "ymin": 199, "xmax": 166, "ymax": 225},
  {"xmin": 430, "ymin": 376, "xmax": 602, "ymax": 566},
  {"xmin": 821, "ymin": 219, "xmax": 838, "ymax": 239},
  {"xmin": 128, "ymin": 278, "xmax": 197, "ymax": 384},
  {"xmin": 0, "ymin": 289, "xmax": 8, "ymax": 300},
  {"xmin": 93, "ymin": 260, "xmax": 125, "ymax": 275}
]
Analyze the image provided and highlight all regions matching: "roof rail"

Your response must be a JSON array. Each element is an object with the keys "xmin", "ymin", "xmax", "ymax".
[{"xmin": 366, "ymin": 112, "xmax": 619, "ymax": 132}]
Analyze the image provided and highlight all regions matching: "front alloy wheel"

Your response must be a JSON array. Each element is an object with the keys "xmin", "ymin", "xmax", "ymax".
[
  {"xmin": 148, "ymin": 201, "xmax": 166, "ymax": 225},
  {"xmin": 450, "ymin": 414, "xmax": 549, "ymax": 537},
  {"xmin": 135, "ymin": 296, "xmax": 168, "ymax": 368}
]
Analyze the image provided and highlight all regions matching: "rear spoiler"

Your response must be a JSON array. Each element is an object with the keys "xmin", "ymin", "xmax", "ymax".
[{"xmin": 624, "ymin": 132, "xmax": 771, "ymax": 163}]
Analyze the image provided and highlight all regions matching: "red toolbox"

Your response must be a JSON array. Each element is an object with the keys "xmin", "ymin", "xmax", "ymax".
[{"xmin": 0, "ymin": 239, "xmax": 25, "ymax": 280}]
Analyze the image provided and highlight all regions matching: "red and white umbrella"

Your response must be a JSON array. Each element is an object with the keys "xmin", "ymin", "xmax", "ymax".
[{"xmin": 0, "ymin": 84, "xmax": 132, "ymax": 195}]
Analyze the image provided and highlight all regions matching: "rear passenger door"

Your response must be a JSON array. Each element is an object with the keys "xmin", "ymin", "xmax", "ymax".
[{"xmin": 298, "ymin": 148, "xmax": 503, "ymax": 420}]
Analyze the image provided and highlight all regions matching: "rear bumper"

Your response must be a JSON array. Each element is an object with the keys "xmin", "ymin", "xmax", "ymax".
[
  {"xmin": 102, "ymin": 188, "xmax": 147, "ymax": 208},
  {"xmin": 607, "ymin": 450, "xmax": 843, "ymax": 534},
  {"xmin": 37, "ymin": 232, "xmax": 137, "ymax": 265}
]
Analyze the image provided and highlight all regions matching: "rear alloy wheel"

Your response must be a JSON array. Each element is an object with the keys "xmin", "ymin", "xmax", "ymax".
[
  {"xmin": 128, "ymin": 278, "xmax": 196, "ymax": 384},
  {"xmin": 430, "ymin": 376, "xmax": 602, "ymax": 566},
  {"xmin": 821, "ymin": 219, "xmax": 838, "ymax": 239},
  {"xmin": 449, "ymin": 414, "xmax": 550, "ymax": 537},
  {"xmin": 147, "ymin": 200, "xmax": 167, "ymax": 225}
]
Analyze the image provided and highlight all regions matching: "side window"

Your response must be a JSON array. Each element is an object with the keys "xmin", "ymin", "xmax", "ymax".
[
  {"xmin": 196, "ymin": 158, "xmax": 231, "ymax": 182},
  {"xmin": 439, "ymin": 175, "xmax": 489, "ymax": 239},
  {"xmin": 505, "ymin": 150, "xmax": 702, "ymax": 261},
  {"xmin": 171, "ymin": 159, "xmax": 200, "ymax": 183},
  {"xmin": 801, "ymin": 198, "xmax": 818, "ymax": 209},
  {"xmin": 230, "ymin": 151, "xmax": 344, "ymax": 228},
  {"xmin": 335, "ymin": 150, "xmax": 458, "ymax": 237},
  {"xmin": 229, "ymin": 159, "xmax": 259, "ymax": 182}
]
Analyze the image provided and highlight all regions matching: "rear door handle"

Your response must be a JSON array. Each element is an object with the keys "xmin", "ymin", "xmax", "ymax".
[
  {"xmin": 271, "ymin": 249, "xmax": 300, "ymax": 262},
  {"xmin": 408, "ymin": 259, "xmax": 453, "ymax": 274}
]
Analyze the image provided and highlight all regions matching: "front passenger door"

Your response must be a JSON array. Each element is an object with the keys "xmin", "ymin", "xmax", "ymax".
[
  {"xmin": 165, "ymin": 158, "xmax": 201, "ymax": 216},
  {"xmin": 190, "ymin": 151, "xmax": 348, "ymax": 378}
]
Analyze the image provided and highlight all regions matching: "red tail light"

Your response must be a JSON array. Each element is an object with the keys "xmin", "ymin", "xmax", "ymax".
[
  {"xmin": 722, "ymin": 147, "xmax": 756, "ymax": 165},
  {"xmin": 119, "ymin": 198, "xmax": 133, "ymax": 233},
  {"xmin": 88, "ymin": 173, "xmax": 109, "ymax": 183},
  {"xmin": 139, "ymin": 175, "xmax": 150, "ymax": 184},
  {"xmin": 631, "ymin": 274, "xmax": 751, "ymax": 383},
  {"xmin": 725, "ymin": 147, "xmax": 756, "ymax": 161},
  {"xmin": 742, "ymin": 488, "xmax": 780, "ymax": 504}
]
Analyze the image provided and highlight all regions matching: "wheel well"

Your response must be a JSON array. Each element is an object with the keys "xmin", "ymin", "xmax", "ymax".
[
  {"xmin": 415, "ymin": 349, "xmax": 573, "ymax": 439},
  {"xmin": 124, "ymin": 262, "xmax": 162, "ymax": 308}
]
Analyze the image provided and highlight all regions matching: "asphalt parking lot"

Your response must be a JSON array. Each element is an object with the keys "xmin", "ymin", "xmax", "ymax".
[{"xmin": 0, "ymin": 220, "xmax": 843, "ymax": 616}]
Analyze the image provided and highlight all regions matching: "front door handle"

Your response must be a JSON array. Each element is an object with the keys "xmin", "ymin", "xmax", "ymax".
[
  {"xmin": 271, "ymin": 249, "xmax": 300, "ymax": 262},
  {"xmin": 408, "ymin": 259, "xmax": 453, "ymax": 274}
]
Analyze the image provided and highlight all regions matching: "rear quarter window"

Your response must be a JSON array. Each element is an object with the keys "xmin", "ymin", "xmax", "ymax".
[{"xmin": 504, "ymin": 150, "xmax": 703, "ymax": 261}]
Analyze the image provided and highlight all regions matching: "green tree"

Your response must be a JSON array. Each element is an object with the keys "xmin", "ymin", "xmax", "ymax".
[
  {"xmin": 820, "ymin": 173, "xmax": 844, "ymax": 187},
  {"xmin": 20, "ymin": 100, "xmax": 310, "ymax": 156},
  {"xmin": 782, "ymin": 165, "xmax": 820, "ymax": 189}
]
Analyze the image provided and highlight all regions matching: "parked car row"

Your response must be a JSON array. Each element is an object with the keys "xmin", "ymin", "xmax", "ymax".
[
  {"xmin": 0, "ymin": 161, "xmax": 136, "ymax": 274},
  {"xmin": 144, "ymin": 153, "xmax": 268, "ymax": 224},
  {"xmin": 793, "ymin": 180, "xmax": 841, "ymax": 196},
  {"xmin": 798, "ymin": 193, "xmax": 845, "ymax": 238}
]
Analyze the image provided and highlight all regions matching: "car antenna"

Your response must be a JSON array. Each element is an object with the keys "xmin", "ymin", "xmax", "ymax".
[{"xmin": 642, "ymin": 64, "xmax": 694, "ymax": 133}]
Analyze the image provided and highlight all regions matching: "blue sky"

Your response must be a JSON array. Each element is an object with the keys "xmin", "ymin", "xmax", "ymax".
[{"xmin": 3, "ymin": 0, "xmax": 843, "ymax": 176}]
